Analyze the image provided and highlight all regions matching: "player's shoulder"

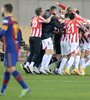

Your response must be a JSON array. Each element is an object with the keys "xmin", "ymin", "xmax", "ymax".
[
  {"xmin": 32, "ymin": 16, "xmax": 43, "ymax": 20},
  {"xmin": 2, "ymin": 17, "xmax": 9, "ymax": 25},
  {"xmin": 11, "ymin": 16, "xmax": 18, "ymax": 23},
  {"xmin": 65, "ymin": 19, "xmax": 70, "ymax": 24},
  {"xmin": 38, "ymin": 16, "xmax": 44, "ymax": 20}
]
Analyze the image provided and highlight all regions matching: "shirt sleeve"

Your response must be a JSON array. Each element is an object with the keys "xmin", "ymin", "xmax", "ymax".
[{"xmin": 39, "ymin": 16, "xmax": 44, "ymax": 23}]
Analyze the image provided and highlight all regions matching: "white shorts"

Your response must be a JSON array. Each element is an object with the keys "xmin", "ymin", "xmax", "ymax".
[
  {"xmin": 42, "ymin": 37, "xmax": 54, "ymax": 50},
  {"xmin": 61, "ymin": 41, "xmax": 69, "ymax": 56},
  {"xmin": 80, "ymin": 42, "xmax": 90, "ymax": 51},
  {"xmin": 67, "ymin": 42, "xmax": 79, "ymax": 55}
]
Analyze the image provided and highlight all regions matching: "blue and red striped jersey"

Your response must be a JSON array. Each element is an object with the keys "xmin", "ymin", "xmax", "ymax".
[{"xmin": 0, "ymin": 16, "xmax": 20, "ymax": 53}]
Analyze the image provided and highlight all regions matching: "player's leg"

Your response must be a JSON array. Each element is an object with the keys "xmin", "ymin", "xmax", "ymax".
[
  {"xmin": 65, "ymin": 53, "xmax": 75, "ymax": 75},
  {"xmin": 28, "ymin": 37, "xmax": 41, "ymax": 73},
  {"xmin": 33, "ymin": 49, "xmax": 45, "ymax": 74},
  {"xmin": 74, "ymin": 51, "xmax": 81, "ymax": 75},
  {"xmin": 44, "ymin": 49, "xmax": 53, "ymax": 73},
  {"xmin": 58, "ymin": 56, "xmax": 68, "ymax": 75},
  {"xmin": 1, "ymin": 53, "xmax": 30, "ymax": 97},
  {"xmin": 7, "ymin": 66, "xmax": 30, "ymax": 97},
  {"xmin": 58, "ymin": 41, "xmax": 68, "ymax": 75},
  {"xmin": 10, "ymin": 53, "xmax": 30, "ymax": 96},
  {"xmin": 0, "ymin": 69, "xmax": 10, "ymax": 95},
  {"xmin": 40, "ymin": 38, "xmax": 54, "ymax": 74},
  {"xmin": 65, "ymin": 42, "xmax": 80, "ymax": 75},
  {"xmin": 21, "ymin": 37, "xmax": 34, "ymax": 73},
  {"xmin": 53, "ymin": 39, "xmax": 62, "ymax": 74},
  {"xmin": 80, "ymin": 50, "xmax": 90, "ymax": 76}
]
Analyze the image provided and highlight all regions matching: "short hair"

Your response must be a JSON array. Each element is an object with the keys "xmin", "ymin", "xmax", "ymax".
[
  {"xmin": 76, "ymin": 10, "xmax": 80, "ymax": 15},
  {"xmin": 66, "ymin": 7, "xmax": 72, "ymax": 12},
  {"xmin": 50, "ymin": 6, "xmax": 57, "ymax": 11},
  {"xmin": 69, "ymin": 13, "xmax": 75, "ymax": 20},
  {"xmin": 35, "ymin": 7, "xmax": 42, "ymax": 16},
  {"xmin": 45, "ymin": 9, "xmax": 50, "ymax": 12},
  {"xmin": 4, "ymin": 4, "xmax": 13, "ymax": 13},
  {"xmin": 65, "ymin": 13, "xmax": 69, "ymax": 18}
]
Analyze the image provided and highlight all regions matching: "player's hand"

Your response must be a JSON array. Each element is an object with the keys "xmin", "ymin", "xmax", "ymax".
[
  {"xmin": 50, "ymin": 15, "xmax": 54, "ymax": 18},
  {"xmin": 56, "ymin": 2, "xmax": 60, "ymax": 6},
  {"xmin": 58, "ymin": 19, "xmax": 65, "ymax": 23},
  {"xmin": 84, "ymin": 31, "xmax": 89, "ymax": 37}
]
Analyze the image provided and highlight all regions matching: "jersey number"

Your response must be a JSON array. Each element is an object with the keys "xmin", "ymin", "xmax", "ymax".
[
  {"xmin": 32, "ymin": 20, "xmax": 37, "ymax": 27},
  {"xmin": 67, "ymin": 24, "xmax": 74, "ymax": 33}
]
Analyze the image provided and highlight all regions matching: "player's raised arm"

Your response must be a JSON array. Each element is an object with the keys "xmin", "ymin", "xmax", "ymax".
[{"xmin": 56, "ymin": 2, "xmax": 67, "ymax": 10}]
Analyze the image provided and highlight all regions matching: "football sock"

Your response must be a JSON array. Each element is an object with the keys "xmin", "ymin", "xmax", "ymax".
[
  {"xmin": 40, "ymin": 54, "xmax": 48, "ymax": 69},
  {"xmin": 67, "ymin": 57, "xmax": 75, "ymax": 70},
  {"xmin": 80, "ymin": 58, "xmax": 85, "ymax": 67},
  {"xmin": 1, "ymin": 71, "xmax": 10, "ymax": 93},
  {"xmin": 12, "ymin": 70, "xmax": 28, "ymax": 89},
  {"xmin": 59, "ymin": 57, "xmax": 68, "ymax": 71},
  {"xmin": 74, "ymin": 55, "xmax": 80, "ymax": 69},
  {"xmin": 82, "ymin": 60, "xmax": 90, "ymax": 69},
  {"xmin": 44, "ymin": 55, "xmax": 52, "ymax": 68}
]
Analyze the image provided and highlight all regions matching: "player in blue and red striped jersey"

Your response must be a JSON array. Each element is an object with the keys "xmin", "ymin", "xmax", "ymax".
[{"xmin": 0, "ymin": 4, "xmax": 30, "ymax": 97}]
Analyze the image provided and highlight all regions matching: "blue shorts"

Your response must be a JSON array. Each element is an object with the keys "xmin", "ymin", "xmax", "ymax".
[{"xmin": 4, "ymin": 52, "xmax": 18, "ymax": 67}]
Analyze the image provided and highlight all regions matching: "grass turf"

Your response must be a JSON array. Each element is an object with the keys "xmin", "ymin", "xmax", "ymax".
[{"xmin": 0, "ymin": 62, "xmax": 90, "ymax": 100}]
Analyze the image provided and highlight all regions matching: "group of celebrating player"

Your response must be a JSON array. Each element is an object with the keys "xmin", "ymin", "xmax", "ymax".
[
  {"xmin": 0, "ymin": 1, "xmax": 90, "ymax": 97},
  {"xmin": 21, "ymin": 2, "xmax": 90, "ymax": 76}
]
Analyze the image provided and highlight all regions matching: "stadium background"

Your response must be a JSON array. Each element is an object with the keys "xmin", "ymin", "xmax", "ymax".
[{"xmin": 0, "ymin": 0, "xmax": 90, "ymax": 61}]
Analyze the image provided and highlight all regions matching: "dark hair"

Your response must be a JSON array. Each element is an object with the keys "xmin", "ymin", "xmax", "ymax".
[
  {"xmin": 45, "ymin": 9, "xmax": 50, "ymax": 12},
  {"xmin": 4, "ymin": 4, "xmax": 13, "ymax": 13},
  {"xmin": 65, "ymin": 13, "xmax": 69, "ymax": 18},
  {"xmin": 50, "ymin": 6, "xmax": 57, "ymax": 11},
  {"xmin": 76, "ymin": 10, "xmax": 80, "ymax": 15},
  {"xmin": 69, "ymin": 13, "xmax": 75, "ymax": 20},
  {"xmin": 67, "ymin": 7, "xmax": 72, "ymax": 12},
  {"xmin": 35, "ymin": 7, "xmax": 42, "ymax": 16}
]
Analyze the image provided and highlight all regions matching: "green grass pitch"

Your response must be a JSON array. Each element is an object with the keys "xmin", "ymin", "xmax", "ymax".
[{"xmin": 0, "ymin": 62, "xmax": 90, "ymax": 100}]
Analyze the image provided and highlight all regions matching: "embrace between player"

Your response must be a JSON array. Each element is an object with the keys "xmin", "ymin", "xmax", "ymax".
[{"xmin": 22, "ymin": 2, "xmax": 90, "ymax": 76}]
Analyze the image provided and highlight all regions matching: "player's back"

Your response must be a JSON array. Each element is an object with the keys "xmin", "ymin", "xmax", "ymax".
[
  {"xmin": 3, "ymin": 16, "xmax": 19, "ymax": 53},
  {"xmin": 31, "ymin": 16, "xmax": 44, "ymax": 37},
  {"xmin": 65, "ymin": 19, "xmax": 80, "ymax": 34},
  {"xmin": 65, "ymin": 19, "xmax": 81, "ymax": 43}
]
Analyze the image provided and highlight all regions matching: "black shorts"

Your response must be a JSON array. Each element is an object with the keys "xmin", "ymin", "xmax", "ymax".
[{"xmin": 29, "ymin": 37, "xmax": 41, "ymax": 54}]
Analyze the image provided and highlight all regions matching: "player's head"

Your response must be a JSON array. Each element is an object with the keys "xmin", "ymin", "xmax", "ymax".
[
  {"xmin": 59, "ymin": 9, "xmax": 66, "ymax": 19},
  {"xmin": 69, "ymin": 13, "xmax": 75, "ymax": 20},
  {"xmin": 66, "ymin": 7, "xmax": 72, "ymax": 13},
  {"xmin": 35, "ymin": 7, "xmax": 43, "ymax": 16},
  {"xmin": 45, "ymin": 9, "xmax": 50, "ymax": 15},
  {"xmin": 1, "ymin": 3, "xmax": 13, "ymax": 17},
  {"xmin": 50, "ymin": 6, "xmax": 57, "ymax": 15}
]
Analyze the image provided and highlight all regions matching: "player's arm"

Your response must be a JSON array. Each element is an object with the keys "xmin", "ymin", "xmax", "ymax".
[
  {"xmin": 0, "ymin": 19, "xmax": 8, "ymax": 37},
  {"xmin": 56, "ymin": 2, "xmax": 67, "ymax": 10},
  {"xmin": 51, "ymin": 16, "xmax": 65, "ymax": 28},
  {"xmin": 43, "ymin": 15, "xmax": 53, "ymax": 23}
]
